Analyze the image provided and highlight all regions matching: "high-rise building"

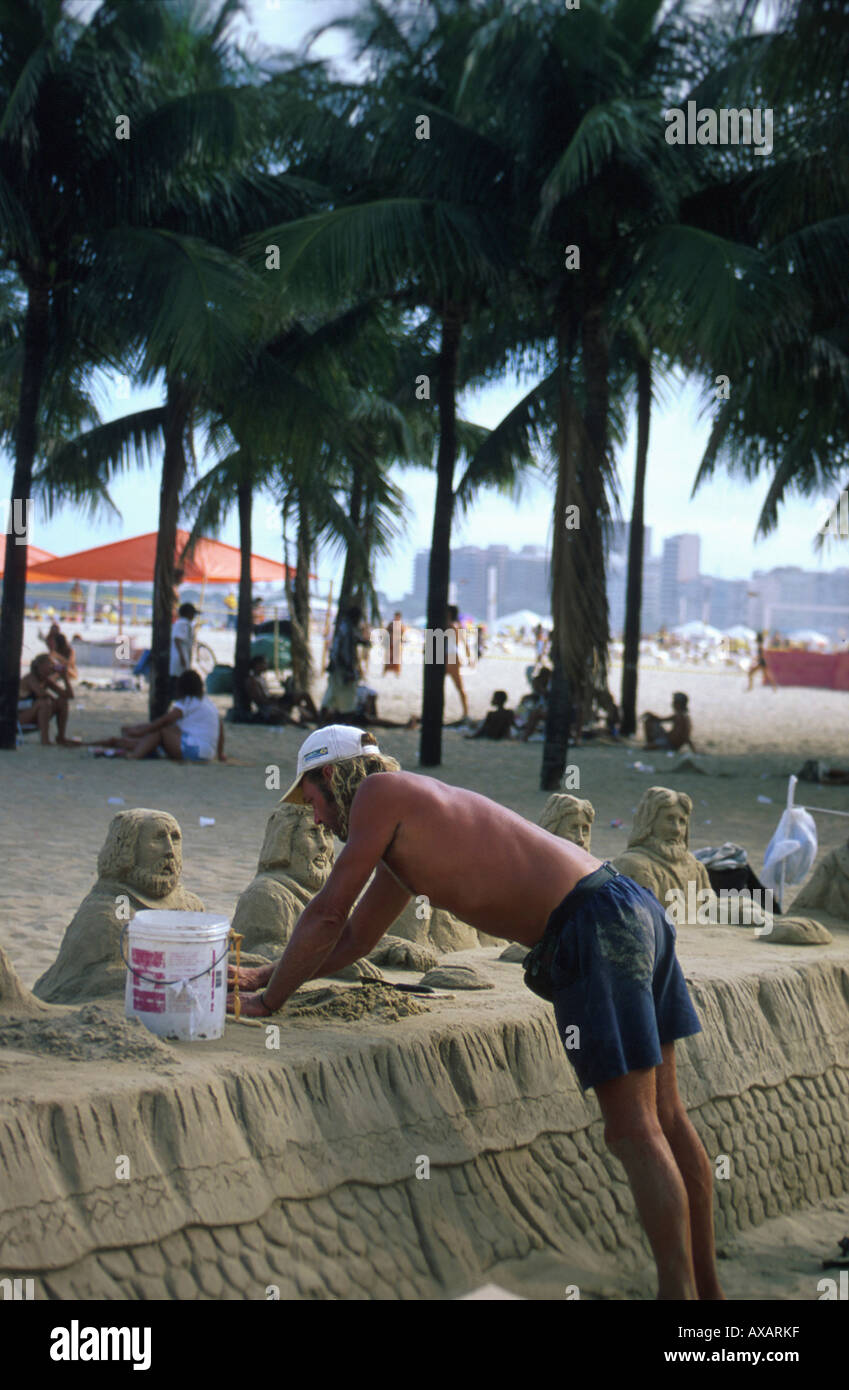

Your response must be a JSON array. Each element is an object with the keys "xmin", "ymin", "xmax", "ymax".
[{"xmin": 660, "ymin": 534, "xmax": 701, "ymax": 626}]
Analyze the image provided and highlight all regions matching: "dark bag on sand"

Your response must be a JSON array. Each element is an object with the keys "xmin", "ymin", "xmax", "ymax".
[{"xmin": 522, "ymin": 927, "xmax": 560, "ymax": 1002}]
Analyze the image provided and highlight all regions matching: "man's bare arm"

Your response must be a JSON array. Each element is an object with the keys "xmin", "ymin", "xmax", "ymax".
[
  {"xmin": 316, "ymin": 863, "xmax": 412, "ymax": 975},
  {"xmin": 258, "ymin": 780, "xmax": 400, "ymax": 1010}
]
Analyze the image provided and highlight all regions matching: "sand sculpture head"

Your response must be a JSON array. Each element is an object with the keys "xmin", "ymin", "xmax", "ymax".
[
  {"xmin": 538, "ymin": 794, "xmax": 595, "ymax": 852},
  {"xmin": 628, "ymin": 787, "xmax": 693, "ymax": 863},
  {"xmin": 259, "ymin": 804, "xmax": 334, "ymax": 890},
  {"xmin": 97, "ymin": 809, "xmax": 183, "ymax": 897}
]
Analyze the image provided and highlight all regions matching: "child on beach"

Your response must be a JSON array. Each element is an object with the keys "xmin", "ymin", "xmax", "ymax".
[{"xmin": 464, "ymin": 690, "xmax": 515, "ymax": 740}]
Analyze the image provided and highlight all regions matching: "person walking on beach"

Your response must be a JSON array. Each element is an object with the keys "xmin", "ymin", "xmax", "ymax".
[
  {"xmin": 229, "ymin": 727, "xmax": 725, "ymax": 1302},
  {"xmin": 383, "ymin": 611, "xmax": 406, "ymax": 676},
  {"xmin": 444, "ymin": 603, "xmax": 469, "ymax": 722},
  {"xmin": 747, "ymin": 630, "xmax": 777, "ymax": 691}
]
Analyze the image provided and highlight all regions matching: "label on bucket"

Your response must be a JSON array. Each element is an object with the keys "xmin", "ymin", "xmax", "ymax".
[
  {"xmin": 133, "ymin": 988, "xmax": 165, "ymax": 1013},
  {"xmin": 132, "ymin": 947, "xmax": 165, "ymax": 971}
]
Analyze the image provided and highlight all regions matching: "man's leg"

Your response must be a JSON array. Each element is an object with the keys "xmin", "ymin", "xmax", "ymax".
[
  {"xmin": 655, "ymin": 1042, "xmax": 725, "ymax": 1300},
  {"xmin": 594, "ymin": 1064, "xmax": 699, "ymax": 1300}
]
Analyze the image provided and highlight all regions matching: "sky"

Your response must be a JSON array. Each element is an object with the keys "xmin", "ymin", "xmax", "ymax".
[{"xmin": 3, "ymin": 0, "xmax": 846, "ymax": 605}]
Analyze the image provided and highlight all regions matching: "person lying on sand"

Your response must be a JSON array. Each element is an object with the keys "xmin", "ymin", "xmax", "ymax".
[
  {"xmin": 464, "ymin": 689, "xmax": 514, "ymax": 740},
  {"xmin": 642, "ymin": 692, "xmax": 697, "ymax": 752},
  {"xmin": 228, "ymin": 725, "xmax": 725, "ymax": 1303},
  {"xmin": 92, "ymin": 669, "xmax": 225, "ymax": 761},
  {"xmin": 18, "ymin": 653, "xmax": 79, "ymax": 745}
]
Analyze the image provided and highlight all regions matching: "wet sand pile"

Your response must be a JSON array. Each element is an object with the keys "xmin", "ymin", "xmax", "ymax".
[
  {"xmin": 286, "ymin": 982, "xmax": 431, "ymax": 1024},
  {"xmin": 0, "ymin": 936, "xmax": 847, "ymax": 1300}
]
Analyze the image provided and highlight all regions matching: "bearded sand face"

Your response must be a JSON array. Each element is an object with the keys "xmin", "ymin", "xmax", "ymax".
[
  {"xmin": 129, "ymin": 817, "xmax": 183, "ymax": 896},
  {"xmin": 259, "ymin": 804, "xmax": 333, "ymax": 887},
  {"xmin": 291, "ymin": 818, "xmax": 333, "ymax": 890},
  {"xmin": 627, "ymin": 788, "xmax": 694, "ymax": 866}
]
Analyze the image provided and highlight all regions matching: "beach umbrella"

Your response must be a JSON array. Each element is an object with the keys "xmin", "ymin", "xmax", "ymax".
[
  {"xmin": 0, "ymin": 543, "xmax": 56, "ymax": 581},
  {"xmin": 27, "ymin": 530, "xmax": 295, "ymax": 629},
  {"xmin": 787, "ymin": 628, "xmax": 829, "ymax": 646},
  {"xmin": 494, "ymin": 608, "xmax": 547, "ymax": 632},
  {"xmin": 671, "ymin": 620, "xmax": 723, "ymax": 642},
  {"xmin": 724, "ymin": 624, "xmax": 756, "ymax": 642}
]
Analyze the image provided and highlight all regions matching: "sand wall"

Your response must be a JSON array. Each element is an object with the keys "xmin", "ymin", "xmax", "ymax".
[{"xmin": 1, "ymin": 955, "xmax": 848, "ymax": 1299}]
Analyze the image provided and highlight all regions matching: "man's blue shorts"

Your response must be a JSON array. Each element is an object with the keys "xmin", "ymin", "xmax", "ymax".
[{"xmin": 549, "ymin": 863, "xmax": 702, "ymax": 1091}]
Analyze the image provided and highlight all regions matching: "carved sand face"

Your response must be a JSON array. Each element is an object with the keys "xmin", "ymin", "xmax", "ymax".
[
  {"xmin": 653, "ymin": 805, "xmax": 689, "ymax": 847},
  {"xmin": 291, "ymin": 819, "xmax": 332, "ymax": 890},
  {"xmin": 562, "ymin": 811, "xmax": 592, "ymax": 851},
  {"xmin": 130, "ymin": 817, "xmax": 182, "ymax": 897}
]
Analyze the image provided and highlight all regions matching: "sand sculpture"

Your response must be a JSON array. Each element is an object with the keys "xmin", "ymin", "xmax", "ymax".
[
  {"xmin": 368, "ymin": 936, "xmax": 441, "ymax": 973},
  {"xmin": 391, "ymin": 898, "xmax": 482, "ymax": 953},
  {"xmin": 419, "ymin": 964, "xmax": 494, "ymax": 991},
  {"xmin": 33, "ymin": 810, "xmax": 203, "ymax": 1003},
  {"xmin": 791, "ymin": 838, "xmax": 849, "ymax": 919},
  {"xmin": 0, "ymin": 944, "xmax": 49, "ymax": 1018},
  {"xmin": 538, "ymin": 794, "xmax": 595, "ymax": 851},
  {"xmin": 613, "ymin": 788, "xmax": 713, "ymax": 916},
  {"xmin": 613, "ymin": 787, "xmax": 829, "ymax": 942},
  {"xmin": 230, "ymin": 804, "xmax": 334, "ymax": 959}
]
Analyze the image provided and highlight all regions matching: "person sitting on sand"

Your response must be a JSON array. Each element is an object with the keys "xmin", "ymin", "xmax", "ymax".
[
  {"xmin": 464, "ymin": 690, "xmax": 515, "ymax": 740},
  {"xmin": 516, "ymin": 666, "xmax": 550, "ymax": 741},
  {"xmin": 49, "ymin": 629, "xmax": 78, "ymax": 680},
  {"xmin": 93, "ymin": 669, "xmax": 225, "ymax": 761},
  {"xmin": 242, "ymin": 655, "xmax": 318, "ymax": 725},
  {"xmin": 18, "ymin": 653, "xmax": 77, "ymax": 745},
  {"xmin": 642, "ymin": 692, "xmax": 696, "ymax": 752},
  {"xmin": 228, "ymin": 726, "xmax": 724, "ymax": 1303}
]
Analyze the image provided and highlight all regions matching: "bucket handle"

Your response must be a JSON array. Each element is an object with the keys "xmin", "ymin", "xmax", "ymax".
[{"xmin": 120, "ymin": 925, "xmax": 232, "ymax": 988}]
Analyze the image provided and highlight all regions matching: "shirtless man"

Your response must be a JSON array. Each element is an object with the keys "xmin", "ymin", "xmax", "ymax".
[
  {"xmin": 18, "ymin": 653, "xmax": 77, "ymax": 744},
  {"xmin": 228, "ymin": 726, "xmax": 723, "ymax": 1302},
  {"xmin": 642, "ymin": 692, "xmax": 696, "ymax": 752}
]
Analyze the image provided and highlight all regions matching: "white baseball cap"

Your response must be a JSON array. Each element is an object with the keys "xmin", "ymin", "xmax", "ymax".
[{"xmin": 281, "ymin": 725, "xmax": 381, "ymax": 804}]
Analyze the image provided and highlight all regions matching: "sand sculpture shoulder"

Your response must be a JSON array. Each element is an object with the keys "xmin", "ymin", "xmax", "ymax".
[
  {"xmin": 791, "ymin": 839, "xmax": 849, "ymax": 919},
  {"xmin": 33, "ymin": 809, "xmax": 203, "ymax": 1003}
]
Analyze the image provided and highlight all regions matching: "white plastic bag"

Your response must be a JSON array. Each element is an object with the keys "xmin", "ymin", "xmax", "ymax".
[{"xmin": 761, "ymin": 806, "xmax": 818, "ymax": 904}]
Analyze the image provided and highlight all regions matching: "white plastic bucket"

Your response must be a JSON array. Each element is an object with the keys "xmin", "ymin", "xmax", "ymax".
[{"xmin": 124, "ymin": 911, "xmax": 231, "ymax": 1041}]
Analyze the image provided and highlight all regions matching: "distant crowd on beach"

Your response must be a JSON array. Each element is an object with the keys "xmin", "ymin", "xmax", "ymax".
[{"xmin": 20, "ymin": 589, "xmax": 814, "ymax": 764}]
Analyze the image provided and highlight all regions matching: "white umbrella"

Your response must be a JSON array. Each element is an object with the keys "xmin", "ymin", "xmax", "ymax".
[
  {"xmin": 494, "ymin": 609, "xmax": 547, "ymax": 632},
  {"xmin": 724, "ymin": 624, "xmax": 756, "ymax": 642},
  {"xmin": 671, "ymin": 620, "xmax": 724, "ymax": 642},
  {"xmin": 787, "ymin": 628, "xmax": 829, "ymax": 646}
]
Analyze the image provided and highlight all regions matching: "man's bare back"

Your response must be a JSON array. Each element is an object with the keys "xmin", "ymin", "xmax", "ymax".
[{"xmin": 369, "ymin": 773, "xmax": 602, "ymax": 944}]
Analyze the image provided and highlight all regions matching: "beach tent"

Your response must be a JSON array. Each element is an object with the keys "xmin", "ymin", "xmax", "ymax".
[
  {"xmin": 0, "ymin": 543, "xmax": 56, "ymax": 581},
  {"xmin": 671, "ymin": 620, "xmax": 723, "ymax": 642},
  {"xmin": 787, "ymin": 628, "xmax": 829, "ymax": 647},
  {"xmin": 724, "ymin": 624, "xmax": 756, "ymax": 642},
  {"xmin": 494, "ymin": 609, "xmax": 548, "ymax": 632},
  {"xmin": 27, "ymin": 530, "xmax": 293, "ymax": 629}
]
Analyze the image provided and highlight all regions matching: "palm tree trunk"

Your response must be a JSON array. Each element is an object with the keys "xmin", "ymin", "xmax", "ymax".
[
  {"xmin": 336, "ymin": 466, "xmax": 364, "ymax": 619},
  {"xmin": 232, "ymin": 475, "xmax": 253, "ymax": 719},
  {"xmin": 580, "ymin": 294, "xmax": 611, "ymax": 708},
  {"xmin": 0, "ymin": 281, "xmax": 50, "ymax": 750},
  {"xmin": 290, "ymin": 496, "xmax": 313, "ymax": 691},
  {"xmin": 150, "ymin": 377, "xmax": 192, "ymax": 720},
  {"xmin": 420, "ymin": 306, "xmax": 462, "ymax": 767},
  {"xmin": 542, "ymin": 311, "xmax": 574, "ymax": 788},
  {"xmin": 621, "ymin": 352, "xmax": 651, "ymax": 736}
]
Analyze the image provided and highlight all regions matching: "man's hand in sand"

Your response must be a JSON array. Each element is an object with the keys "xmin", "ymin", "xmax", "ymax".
[
  {"xmin": 227, "ymin": 963, "xmax": 272, "ymax": 993},
  {"xmin": 226, "ymin": 988, "xmax": 272, "ymax": 1018}
]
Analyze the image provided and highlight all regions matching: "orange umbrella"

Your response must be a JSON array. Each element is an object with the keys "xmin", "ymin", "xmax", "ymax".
[
  {"xmin": 26, "ymin": 530, "xmax": 292, "ymax": 583},
  {"xmin": 0, "ymin": 542, "xmax": 57, "ymax": 581}
]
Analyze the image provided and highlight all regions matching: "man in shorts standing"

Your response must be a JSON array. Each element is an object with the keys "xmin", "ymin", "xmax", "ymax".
[{"xmin": 228, "ymin": 728, "xmax": 724, "ymax": 1301}]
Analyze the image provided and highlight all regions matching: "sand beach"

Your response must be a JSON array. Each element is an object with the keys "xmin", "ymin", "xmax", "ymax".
[{"xmin": 2, "ymin": 624, "xmax": 848, "ymax": 1300}]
